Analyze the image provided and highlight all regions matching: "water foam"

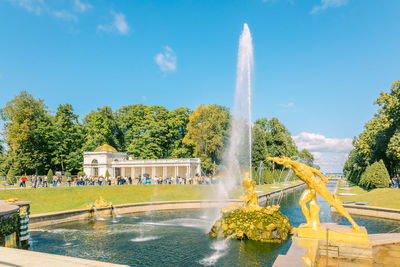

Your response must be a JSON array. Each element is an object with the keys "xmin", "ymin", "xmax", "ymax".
[{"xmin": 130, "ymin": 236, "xmax": 160, "ymax": 242}]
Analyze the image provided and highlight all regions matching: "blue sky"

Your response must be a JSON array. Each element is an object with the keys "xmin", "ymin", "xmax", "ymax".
[{"xmin": 0, "ymin": 0, "xmax": 399, "ymax": 172}]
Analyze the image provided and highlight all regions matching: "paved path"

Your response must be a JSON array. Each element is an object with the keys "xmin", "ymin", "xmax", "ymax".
[{"xmin": 0, "ymin": 247, "xmax": 128, "ymax": 267}]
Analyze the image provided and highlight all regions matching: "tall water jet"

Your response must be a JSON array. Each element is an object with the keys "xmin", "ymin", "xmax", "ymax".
[{"xmin": 221, "ymin": 23, "xmax": 254, "ymax": 197}]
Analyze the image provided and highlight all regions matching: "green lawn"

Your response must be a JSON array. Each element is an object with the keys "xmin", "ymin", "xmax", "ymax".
[
  {"xmin": 0, "ymin": 180, "xmax": 302, "ymax": 214},
  {"xmin": 336, "ymin": 179, "xmax": 400, "ymax": 209}
]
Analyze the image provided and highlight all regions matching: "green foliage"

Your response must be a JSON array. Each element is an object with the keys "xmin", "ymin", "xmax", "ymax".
[
  {"xmin": 82, "ymin": 106, "xmax": 122, "ymax": 152},
  {"xmin": 359, "ymin": 160, "xmax": 390, "ymax": 189},
  {"xmin": 64, "ymin": 171, "xmax": 71, "ymax": 178},
  {"xmin": 50, "ymin": 104, "xmax": 84, "ymax": 173},
  {"xmin": 47, "ymin": 169, "xmax": 53, "ymax": 183},
  {"xmin": 345, "ymin": 80, "xmax": 400, "ymax": 177},
  {"xmin": 208, "ymin": 207, "xmax": 292, "ymax": 242},
  {"xmin": 183, "ymin": 104, "xmax": 230, "ymax": 174},
  {"xmin": 6, "ymin": 168, "xmax": 16, "ymax": 185},
  {"xmin": 78, "ymin": 171, "xmax": 85, "ymax": 177},
  {"xmin": 1, "ymin": 91, "xmax": 53, "ymax": 174},
  {"xmin": 0, "ymin": 213, "xmax": 20, "ymax": 247},
  {"xmin": 252, "ymin": 125, "xmax": 267, "ymax": 168},
  {"xmin": 105, "ymin": 170, "xmax": 110, "ymax": 180},
  {"xmin": 297, "ymin": 149, "xmax": 315, "ymax": 166}
]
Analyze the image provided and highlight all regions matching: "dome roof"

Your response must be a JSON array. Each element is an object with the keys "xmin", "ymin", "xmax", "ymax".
[{"xmin": 94, "ymin": 144, "xmax": 117, "ymax": 152}]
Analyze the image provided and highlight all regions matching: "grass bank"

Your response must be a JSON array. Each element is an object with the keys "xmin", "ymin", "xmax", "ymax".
[
  {"xmin": 336, "ymin": 179, "xmax": 400, "ymax": 209},
  {"xmin": 0, "ymin": 180, "xmax": 302, "ymax": 214}
]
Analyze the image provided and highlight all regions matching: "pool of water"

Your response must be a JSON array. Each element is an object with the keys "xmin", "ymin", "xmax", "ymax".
[{"xmin": 29, "ymin": 181, "xmax": 400, "ymax": 266}]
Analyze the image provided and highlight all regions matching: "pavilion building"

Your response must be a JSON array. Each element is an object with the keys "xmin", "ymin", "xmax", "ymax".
[{"xmin": 83, "ymin": 144, "xmax": 201, "ymax": 179}]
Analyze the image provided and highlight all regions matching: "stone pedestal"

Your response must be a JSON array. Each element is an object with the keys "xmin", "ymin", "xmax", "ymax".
[{"xmin": 273, "ymin": 224, "xmax": 374, "ymax": 267}]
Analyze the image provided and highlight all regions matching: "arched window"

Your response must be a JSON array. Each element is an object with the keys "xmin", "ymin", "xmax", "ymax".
[{"xmin": 91, "ymin": 159, "xmax": 98, "ymax": 177}]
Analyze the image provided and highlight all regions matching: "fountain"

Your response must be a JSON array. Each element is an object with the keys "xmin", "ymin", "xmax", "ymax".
[{"xmin": 217, "ymin": 23, "xmax": 254, "ymax": 202}]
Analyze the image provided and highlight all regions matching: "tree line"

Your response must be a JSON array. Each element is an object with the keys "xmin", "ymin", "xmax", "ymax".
[
  {"xmin": 0, "ymin": 91, "xmax": 315, "ymax": 177},
  {"xmin": 344, "ymin": 80, "xmax": 400, "ymax": 188}
]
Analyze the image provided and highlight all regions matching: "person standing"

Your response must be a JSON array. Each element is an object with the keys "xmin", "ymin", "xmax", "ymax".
[
  {"xmin": 52, "ymin": 175, "xmax": 58, "ymax": 187},
  {"xmin": 43, "ymin": 176, "xmax": 48, "ymax": 187}
]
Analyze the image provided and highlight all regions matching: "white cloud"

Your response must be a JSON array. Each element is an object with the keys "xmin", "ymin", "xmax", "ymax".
[
  {"xmin": 311, "ymin": 0, "xmax": 348, "ymax": 14},
  {"xmin": 292, "ymin": 132, "xmax": 352, "ymax": 153},
  {"xmin": 8, "ymin": 0, "xmax": 45, "ymax": 15},
  {"xmin": 154, "ymin": 46, "xmax": 177, "ymax": 73},
  {"xmin": 74, "ymin": 0, "xmax": 92, "ymax": 12},
  {"xmin": 98, "ymin": 11, "xmax": 129, "ymax": 35},
  {"xmin": 279, "ymin": 102, "xmax": 294, "ymax": 108},
  {"xmin": 292, "ymin": 132, "xmax": 353, "ymax": 173},
  {"xmin": 52, "ymin": 10, "xmax": 78, "ymax": 22},
  {"xmin": 7, "ymin": 0, "xmax": 83, "ymax": 22}
]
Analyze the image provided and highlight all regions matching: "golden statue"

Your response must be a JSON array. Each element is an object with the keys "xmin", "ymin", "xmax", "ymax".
[
  {"xmin": 239, "ymin": 172, "xmax": 262, "ymax": 212},
  {"xmin": 221, "ymin": 172, "xmax": 261, "ymax": 213},
  {"xmin": 86, "ymin": 196, "xmax": 112, "ymax": 209},
  {"xmin": 267, "ymin": 157, "xmax": 361, "ymax": 232}
]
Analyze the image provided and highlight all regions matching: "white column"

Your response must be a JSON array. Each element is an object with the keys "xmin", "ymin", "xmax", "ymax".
[
  {"xmin": 163, "ymin": 166, "xmax": 166, "ymax": 178},
  {"xmin": 174, "ymin": 166, "xmax": 178, "ymax": 177},
  {"xmin": 186, "ymin": 166, "xmax": 189, "ymax": 178},
  {"xmin": 152, "ymin": 167, "xmax": 156, "ymax": 178},
  {"xmin": 121, "ymin": 167, "xmax": 126, "ymax": 177},
  {"xmin": 196, "ymin": 164, "xmax": 201, "ymax": 176},
  {"xmin": 141, "ymin": 167, "xmax": 145, "ymax": 177},
  {"xmin": 131, "ymin": 167, "xmax": 135, "ymax": 178}
]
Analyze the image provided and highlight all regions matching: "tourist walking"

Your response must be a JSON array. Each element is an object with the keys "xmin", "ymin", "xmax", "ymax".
[{"xmin": 43, "ymin": 176, "xmax": 48, "ymax": 187}]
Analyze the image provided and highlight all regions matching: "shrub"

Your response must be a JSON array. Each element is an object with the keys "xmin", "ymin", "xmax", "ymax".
[
  {"xmin": 105, "ymin": 170, "xmax": 110, "ymax": 180},
  {"xmin": 6, "ymin": 168, "xmax": 17, "ymax": 185},
  {"xmin": 47, "ymin": 169, "xmax": 54, "ymax": 183},
  {"xmin": 359, "ymin": 160, "xmax": 390, "ymax": 189},
  {"xmin": 64, "ymin": 171, "xmax": 71, "ymax": 178},
  {"xmin": 77, "ymin": 171, "xmax": 85, "ymax": 177}
]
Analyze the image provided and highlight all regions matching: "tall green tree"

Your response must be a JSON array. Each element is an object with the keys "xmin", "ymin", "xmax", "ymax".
[
  {"xmin": 1, "ymin": 91, "xmax": 52, "ymax": 174},
  {"xmin": 183, "ymin": 104, "xmax": 230, "ymax": 174},
  {"xmin": 345, "ymin": 80, "xmax": 400, "ymax": 178},
  {"xmin": 251, "ymin": 125, "xmax": 267, "ymax": 168},
  {"xmin": 265, "ymin": 118, "xmax": 297, "ymax": 158},
  {"xmin": 50, "ymin": 104, "xmax": 84, "ymax": 173},
  {"xmin": 168, "ymin": 107, "xmax": 194, "ymax": 158}
]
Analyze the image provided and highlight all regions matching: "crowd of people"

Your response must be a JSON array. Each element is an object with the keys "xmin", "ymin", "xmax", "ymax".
[
  {"xmin": 18, "ymin": 174, "xmax": 216, "ymax": 188},
  {"xmin": 391, "ymin": 177, "xmax": 400, "ymax": 188}
]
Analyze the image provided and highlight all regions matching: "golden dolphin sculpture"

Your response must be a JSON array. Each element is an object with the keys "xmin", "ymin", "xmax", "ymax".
[{"xmin": 267, "ymin": 156, "xmax": 360, "ymax": 232}]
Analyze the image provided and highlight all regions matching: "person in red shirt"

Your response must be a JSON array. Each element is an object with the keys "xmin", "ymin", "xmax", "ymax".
[{"xmin": 20, "ymin": 176, "xmax": 27, "ymax": 187}]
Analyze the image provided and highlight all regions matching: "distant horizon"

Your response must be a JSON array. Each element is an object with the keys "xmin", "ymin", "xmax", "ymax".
[{"xmin": 1, "ymin": 0, "xmax": 400, "ymax": 172}]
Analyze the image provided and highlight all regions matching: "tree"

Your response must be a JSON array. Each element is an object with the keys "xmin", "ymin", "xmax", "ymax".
[
  {"xmin": 6, "ymin": 168, "xmax": 17, "ymax": 185},
  {"xmin": 345, "ymin": 80, "xmax": 400, "ymax": 178},
  {"xmin": 168, "ymin": 107, "xmax": 194, "ymax": 158},
  {"xmin": 47, "ymin": 169, "xmax": 54, "ymax": 183},
  {"xmin": 265, "ymin": 118, "xmax": 297, "ymax": 158},
  {"xmin": 183, "ymin": 104, "xmax": 230, "ymax": 174},
  {"xmin": 251, "ymin": 125, "xmax": 267, "ymax": 168},
  {"xmin": 82, "ymin": 106, "xmax": 122, "ymax": 152},
  {"xmin": 359, "ymin": 160, "xmax": 390, "ymax": 189},
  {"xmin": 297, "ymin": 149, "xmax": 315, "ymax": 166},
  {"xmin": 387, "ymin": 130, "xmax": 400, "ymax": 174},
  {"xmin": 50, "ymin": 104, "xmax": 84, "ymax": 173},
  {"xmin": 1, "ymin": 91, "xmax": 53, "ymax": 174}
]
